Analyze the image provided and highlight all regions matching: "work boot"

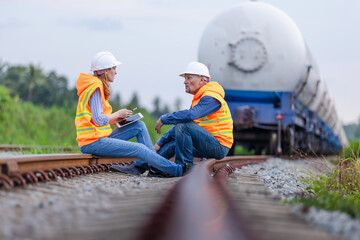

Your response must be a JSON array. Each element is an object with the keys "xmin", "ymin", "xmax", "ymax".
[
  {"xmin": 110, "ymin": 163, "xmax": 145, "ymax": 176},
  {"xmin": 147, "ymin": 166, "xmax": 174, "ymax": 178}
]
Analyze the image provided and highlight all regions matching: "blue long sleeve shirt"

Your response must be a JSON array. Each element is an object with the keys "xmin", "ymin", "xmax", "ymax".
[{"xmin": 157, "ymin": 96, "xmax": 221, "ymax": 147}]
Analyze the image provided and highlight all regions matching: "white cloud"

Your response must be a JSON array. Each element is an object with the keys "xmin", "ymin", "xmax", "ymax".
[
  {"xmin": 1, "ymin": 0, "xmax": 359, "ymax": 123},
  {"xmin": 7, "ymin": 0, "xmax": 220, "ymax": 22}
]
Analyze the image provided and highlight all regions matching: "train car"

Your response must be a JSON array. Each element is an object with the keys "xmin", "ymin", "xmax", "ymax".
[{"xmin": 198, "ymin": 1, "xmax": 347, "ymax": 155}]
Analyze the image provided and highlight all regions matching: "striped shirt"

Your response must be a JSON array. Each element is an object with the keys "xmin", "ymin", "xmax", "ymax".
[{"xmin": 89, "ymin": 89, "xmax": 109, "ymax": 126}]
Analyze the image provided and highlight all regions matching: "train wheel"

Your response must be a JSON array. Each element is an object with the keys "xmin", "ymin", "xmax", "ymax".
[
  {"xmin": 267, "ymin": 132, "xmax": 277, "ymax": 155},
  {"xmin": 282, "ymin": 127, "xmax": 295, "ymax": 155},
  {"xmin": 254, "ymin": 145, "xmax": 263, "ymax": 155}
]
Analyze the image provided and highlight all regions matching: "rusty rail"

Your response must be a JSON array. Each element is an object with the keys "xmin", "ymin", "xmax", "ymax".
[
  {"xmin": 0, "ymin": 154, "xmax": 137, "ymax": 188},
  {"xmin": 212, "ymin": 155, "xmax": 269, "ymax": 171},
  {"xmin": 137, "ymin": 157, "xmax": 266, "ymax": 240}
]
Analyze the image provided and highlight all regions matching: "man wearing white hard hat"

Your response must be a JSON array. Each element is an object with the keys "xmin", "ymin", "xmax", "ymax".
[
  {"xmin": 75, "ymin": 51, "xmax": 186, "ymax": 177},
  {"xmin": 149, "ymin": 62, "xmax": 233, "ymax": 177}
]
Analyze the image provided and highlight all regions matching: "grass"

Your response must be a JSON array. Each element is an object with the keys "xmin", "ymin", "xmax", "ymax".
[
  {"xmin": 0, "ymin": 84, "xmax": 173, "ymax": 153},
  {"xmin": 233, "ymin": 144, "xmax": 255, "ymax": 155},
  {"xmin": 290, "ymin": 142, "xmax": 360, "ymax": 218},
  {"xmin": 19, "ymin": 145, "xmax": 81, "ymax": 154}
]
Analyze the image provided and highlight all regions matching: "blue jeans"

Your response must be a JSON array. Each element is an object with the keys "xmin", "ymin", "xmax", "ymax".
[
  {"xmin": 80, "ymin": 121, "xmax": 183, "ymax": 177},
  {"xmin": 158, "ymin": 122, "xmax": 229, "ymax": 165}
]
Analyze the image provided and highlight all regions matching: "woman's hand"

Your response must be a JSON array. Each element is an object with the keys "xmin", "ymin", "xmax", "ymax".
[
  {"xmin": 108, "ymin": 109, "xmax": 132, "ymax": 124},
  {"xmin": 117, "ymin": 109, "xmax": 133, "ymax": 119}
]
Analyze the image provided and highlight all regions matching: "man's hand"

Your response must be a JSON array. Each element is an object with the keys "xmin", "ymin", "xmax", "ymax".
[
  {"xmin": 155, "ymin": 119, "xmax": 163, "ymax": 134},
  {"xmin": 154, "ymin": 143, "xmax": 161, "ymax": 152}
]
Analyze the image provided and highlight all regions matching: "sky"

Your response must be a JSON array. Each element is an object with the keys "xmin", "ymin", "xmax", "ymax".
[{"xmin": 1, "ymin": 0, "xmax": 359, "ymax": 124}]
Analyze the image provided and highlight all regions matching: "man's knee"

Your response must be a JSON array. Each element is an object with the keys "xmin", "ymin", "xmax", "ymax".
[
  {"xmin": 175, "ymin": 123, "xmax": 186, "ymax": 132},
  {"xmin": 175, "ymin": 122, "xmax": 195, "ymax": 134}
]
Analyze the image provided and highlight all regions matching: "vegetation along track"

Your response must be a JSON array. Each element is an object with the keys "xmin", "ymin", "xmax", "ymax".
[{"xmin": 0, "ymin": 153, "xmax": 335, "ymax": 240}]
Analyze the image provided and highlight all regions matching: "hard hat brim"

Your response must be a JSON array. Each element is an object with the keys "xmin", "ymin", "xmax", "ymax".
[
  {"xmin": 114, "ymin": 61, "xmax": 122, "ymax": 66},
  {"xmin": 179, "ymin": 72, "xmax": 211, "ymax": 79},
  {"xmin": 90, "ymin": 61, "xmax": 122, "ymax": 71}
]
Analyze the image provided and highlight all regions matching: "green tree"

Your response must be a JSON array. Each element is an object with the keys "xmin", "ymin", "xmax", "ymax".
[
  {"xmin": 162, "ymin": 104, "xmax": 170, "ymax": 114},
  {"xmin": 109, "ymin": 92, "xmax": 122, "ymax": 110},
  {"xmin": 152, "ymin": 96, "xmax": 162, "ymax": 118},
  {"xmin": 0, "ymin": 85, "xmax": 13, "ymax": 121},
  {"xmin": 127, "ymin": 92, "xmax": 139, "ymax": 109},
  {"xmin": 0, "ymin": 65, "xmax": 29, "ymax": 100},
  {"xmin": 0, "ymin": 63, "xmax": 77, "ymax": 108},
  {"xmin": 174, "ymin": 97, "xmax": 182, "ymax": 111},
  {"xmin": 113, "ymin": 93, "xmax": 121, "ymax": 107},
  {"xmin": 32, "ymin": 70, "xmax": 72, "ymax": 107}
]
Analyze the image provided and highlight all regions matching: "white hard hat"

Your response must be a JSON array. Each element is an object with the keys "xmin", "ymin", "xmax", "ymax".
[
  {"xmin": 179, "ymin": 62, "xmax": 211, "ymax": 79},
  {"xmin": 90, "ymin": 51, "xmax": 122, "ymax": 71}
]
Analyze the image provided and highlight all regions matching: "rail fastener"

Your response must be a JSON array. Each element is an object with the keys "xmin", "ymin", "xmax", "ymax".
[{"xmin": 0, "ymin": 154, "xmax": 137, "ymax": 188}]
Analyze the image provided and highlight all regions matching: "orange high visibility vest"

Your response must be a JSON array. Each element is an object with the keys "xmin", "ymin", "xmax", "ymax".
[
  {"xmin": 75, "ymin": 73, "xmax": 112, "ymax": 146},
  {"xmin": 192, "ymin": 82, "xmax": 233, "ymax": 148}
]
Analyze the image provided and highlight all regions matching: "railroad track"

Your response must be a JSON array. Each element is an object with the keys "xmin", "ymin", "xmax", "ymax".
[
  {"xmin": 0, "ymin": 153, "xmax": 335, "ymax": 239},
  {"xmin": 0, "ymin": 153, "xmax": 137, "ymax": 188},
  {"xmin": 138, "ymin": 157, "xmax": 334, "ymax": 240}
]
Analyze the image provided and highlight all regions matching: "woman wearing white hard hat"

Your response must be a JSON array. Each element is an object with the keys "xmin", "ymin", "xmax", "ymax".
[{"xmin": 74, "ymin": 51, "xmax": 185, "ymax": 177}]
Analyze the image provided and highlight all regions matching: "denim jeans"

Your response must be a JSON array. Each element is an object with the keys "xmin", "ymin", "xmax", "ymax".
[
  {"xmin": 158, "ymin": 122, "xmax": 229, "ymax": 165},
  {"xmin": 80, "ymin": 121, "xmax": 183, "ymax": 177}
]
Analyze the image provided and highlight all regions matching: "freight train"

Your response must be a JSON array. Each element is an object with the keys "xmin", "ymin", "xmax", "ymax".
[{"xmin": 199, "ymin": 1, "xmax": 347, "ymax": 155}]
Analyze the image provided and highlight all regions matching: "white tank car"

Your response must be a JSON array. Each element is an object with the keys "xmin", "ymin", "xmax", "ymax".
[{"xmin": 198, "ymin": 1, "xmax": 347, "ymax": 145}]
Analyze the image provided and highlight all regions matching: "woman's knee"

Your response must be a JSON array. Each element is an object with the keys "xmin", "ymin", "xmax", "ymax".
[
  {"xmin": 133, "ymin": 120, "xmax": 147, "ymax": 129},
  {"xmin": 135, "ymin": 142, "xmax": 152, "ymax": 158}
]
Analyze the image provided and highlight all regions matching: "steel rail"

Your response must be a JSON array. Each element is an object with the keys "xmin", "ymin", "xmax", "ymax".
[
  {"xmin": 0, "ymin": 154, "xmax": 137, "ymax": 188},
  {"xmin": 0, "ymin": 154, "xmax": 269, "ymax": 189},
  {"xmin": 212, "ymin": 155, "xmax": 269, "ymax": 171},
  {"xmin": 137, "ymin": 156, "xmax": 266, "ymax": 240}
]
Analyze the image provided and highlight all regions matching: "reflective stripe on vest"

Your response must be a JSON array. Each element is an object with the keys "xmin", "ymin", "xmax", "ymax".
[
  {"xmin": 203, "ymin": 91, "xmax": 230, "ymax": 116},
  {"xmin": 80, "ymin": 83, "xmax": 99, "ymax": 111},
  {"xmin": 76, "ymin": 83, "xmax": 99, "ymax": 120},
  {"xmin": 195, "ymin": 116, "xmax": 232, "ymax": 125},
  {"xmin": 76, "ymin": 125, "xmax": 112, "ymax": 133},
  {"xmin": 209, "ymin": 130, "xmax": 233, "ymax": 135},
  {"xmin": 191, "ymin": 83, "xmax": 233, "ymax": 148},
  {"xmin": 76, "ymin": 111, "xmax": 92, "ymax": 118}
]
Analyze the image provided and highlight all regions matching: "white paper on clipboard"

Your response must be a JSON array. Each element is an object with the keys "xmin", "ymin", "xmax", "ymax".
[{"xmin": 116, "ymin": 113, "xmax": 144, "ymax": 128}]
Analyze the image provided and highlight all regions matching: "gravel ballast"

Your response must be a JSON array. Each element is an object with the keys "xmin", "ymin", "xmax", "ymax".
[
  {"xmin": 236, "ymin": 158, "xmax": 360, "ymax": 240},
  {"xmin": 0, "ymin": 172, "xmax": 179, "ymax": 240}
]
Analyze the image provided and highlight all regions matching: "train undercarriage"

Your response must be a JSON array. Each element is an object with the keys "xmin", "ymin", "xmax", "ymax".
[
  {"xmin": 229, "ymin": 125, "xmax": 339, "ymax": 156},
  {"xmin": 226, "ymin": 90, "xmax": 343, "ymax": 156}
]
